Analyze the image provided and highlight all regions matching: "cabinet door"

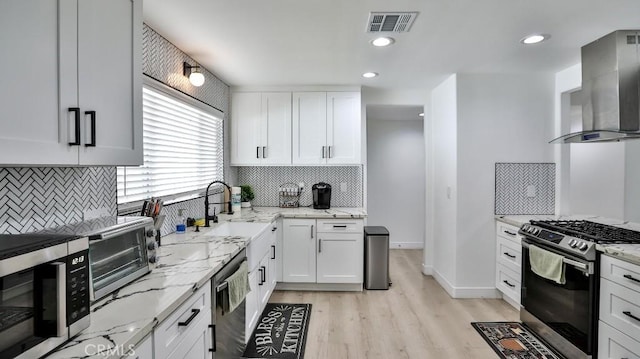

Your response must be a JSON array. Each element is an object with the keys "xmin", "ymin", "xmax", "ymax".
[
  {"xmin": 166, "ymin": 314, "xmax": 211, "ymax": 359},
  {"xmin": 282, "ymin": 219, "xmax": 317, "ymax": 282},
  {"xmin": 317, "ymin": 233, "xmax": 363, "ymax": 283},
  {"xmin": 77, "ymin": 0, "xmax": 143, "ymax": 165},
  {"xmin": 262, "ymin": 92, "xmax": 292, "ymax": 165},
  {"xmin": 231, "ymin": 92, "xmax": 263, "ymax": 165},
  {"xmin": 326, "ymin": 92, "xmax": 361, "ymax": 164},
  {"xmin": 0, "ymin": 0, "xmax": 78, "ymax": 165},
  {"xmin": 245, "ymin": 269, "xmax": 260, "ymax": 341},
  {"xmin": 292, "ymin": 92, "xmax": 327, "ymax": 165},
  {"xmin": 275, "ymin": 219, "xmax": 283, "ymax": 282}
]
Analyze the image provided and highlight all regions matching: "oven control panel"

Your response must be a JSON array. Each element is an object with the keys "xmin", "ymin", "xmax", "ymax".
[{"xmin": 519, "ymin": 224, "xmax": 596, "ymax": 260}]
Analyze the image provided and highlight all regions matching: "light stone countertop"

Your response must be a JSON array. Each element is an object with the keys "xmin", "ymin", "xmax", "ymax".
[
  {"xmin": 495, "ymin": 215, "xmax": 640, "ymax": 266},
  {"xmin": 46, "ymin": 207, "xmax": 366, "ymax": 358}
]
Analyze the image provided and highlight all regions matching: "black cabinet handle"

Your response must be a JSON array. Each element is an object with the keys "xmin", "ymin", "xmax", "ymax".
[
  {"xmin": 271, "ymin": 245, "xmax": 276, "ymax": 260},
  {"xmin": 503, "ymin": 280, "xmax": 515, "ymax": 288},
  {"xmin": 504, "ymin": 230, "xmax": 516, "ymax": 236},
  {"xmin": 84, "ymin": 111, "xmax": 96, "ymax": 147},
  {"xmin": 333, "ymin": 225, "xmax": 347, "ymax": 228},
  {"xmin": 256, "ymin": 146, "xmax": 260, "ymax": 158},
  {"xmin": 623, "ymin": 311, "xmax": 640, "ymax": 322},
  {"xmin": 322, "ymin": 146, "xmax": 326, "ymax": 158},
  {"xmin": 263, "ymin": 146, "xmax": 267, "ymax": 158},
  {"xmin": 503, "ymin": 252, "xmax": 516, "ymax": 259},
  {"xmin": 178, "ymin": 308, "xmax": 200, "ymax": 327},
  {"xmin": 623, "ymin": 274, "xmax": 640, "ymax": 283},
  {"xmin": 68, "ymin": 107, "xmax": 81, "ymax": 146},
  {"xmin": 261, "ymin": 266, "xmax": 266, "ymax": 283}
]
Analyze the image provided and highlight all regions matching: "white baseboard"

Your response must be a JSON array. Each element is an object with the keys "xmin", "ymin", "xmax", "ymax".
[
  {"xmin": 389, "ymin": 242, "xmax": 424, "ymax": 249},
  {"xmin": 275, "ymin": 282, "xmax": 363, "ymax": 292},
  {"xmin": 421, "ymin": 264, "xmax": 433, "ymax": 275},
  {"xmin": 433, "ymin": 270, "xmax": 501, "ymax": 299}
]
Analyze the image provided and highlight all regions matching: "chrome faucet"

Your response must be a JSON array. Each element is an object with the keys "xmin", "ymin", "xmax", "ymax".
[{"xmin": 204, "ymin": 180, "xmax": 233, "ymax": 227}]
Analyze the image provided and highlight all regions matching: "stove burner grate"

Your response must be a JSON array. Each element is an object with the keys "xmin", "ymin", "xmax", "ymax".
[{"xmin": 531, "ymin": 220, "xmax": 640, "ymax": 244}]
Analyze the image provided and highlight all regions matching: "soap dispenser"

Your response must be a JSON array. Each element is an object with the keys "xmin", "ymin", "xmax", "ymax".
[{"xmin": 176, "ymin": 208, "xmax": 186, "ymax": 234}]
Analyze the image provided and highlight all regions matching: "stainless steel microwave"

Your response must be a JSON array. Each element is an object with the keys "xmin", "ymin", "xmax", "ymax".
[{"xmin": 0, "ymin": 233, "xmax": 91, "ymax": 358}]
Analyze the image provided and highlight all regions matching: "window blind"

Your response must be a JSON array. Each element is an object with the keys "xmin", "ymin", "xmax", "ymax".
[{"xmin": 117, "ymin": 85, "xmax": 224, "ymax": 204}]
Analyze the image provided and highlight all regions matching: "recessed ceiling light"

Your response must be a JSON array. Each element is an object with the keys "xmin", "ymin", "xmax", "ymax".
[
  {"xmin": 371, "ymin": 37, "xmax": 395, "ymax": 47},
  {"xmin": 362, "ymin": 72, "xmax": 378, "ymax": 78},
  {"xmin": 521, "ymin": 34, "xmax": 550, "ymax": 45},
  {"xmin": 418, "ymin": 112, "xmax": 424, "ymax": 117}
]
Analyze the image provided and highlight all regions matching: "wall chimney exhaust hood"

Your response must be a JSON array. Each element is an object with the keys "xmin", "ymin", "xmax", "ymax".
[{"xmin": 551, "ymin": 30, "xmax": 640, "ymax": 144}]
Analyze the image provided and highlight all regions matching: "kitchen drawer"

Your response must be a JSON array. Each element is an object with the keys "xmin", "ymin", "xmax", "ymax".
[
  {"xmin": 598, "ymin": 321, "xmax": 640, "ymax": 359},
  {"xmin": 316, "ymin": 219, "xmax": 364, "ymax": 233},
  {"xmin": 496, "ymin": 263, "xmax": 521, "ymax": 304},
  {"xmin": 154, "ymin": 281, "xmax": 211, "ymax": 359},
  {"xmin": 496, "ymin": 235, "xmax": 522, "ymax": 274},
  {"xmin": 600, "ymin": 278, "xmax": 640, "ymax": 341},
  {"xmin": 601, "ymin": 254, "xmax": 640, "ymax": 292},
  {"xmin": 496, "ymin": 221, "xmax": 521, "ymax": 243}
]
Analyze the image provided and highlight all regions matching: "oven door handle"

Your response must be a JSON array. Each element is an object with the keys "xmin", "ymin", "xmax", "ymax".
[{"xmin": 521, "ymin": 242, "xmax": 593, "ymax": 275}]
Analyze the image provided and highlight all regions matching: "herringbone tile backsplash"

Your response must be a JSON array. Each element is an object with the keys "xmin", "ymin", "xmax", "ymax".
[
  {"xmin": 495, "ymin": 163, "xmax": 555, "ymax": 215},
  {"xmin": 238, "ymin": 166, "xmax": 363, "ymax": 207},
  {"xmin": 0, "ymin": 167, "xmax": 117, "ymax": 234}
]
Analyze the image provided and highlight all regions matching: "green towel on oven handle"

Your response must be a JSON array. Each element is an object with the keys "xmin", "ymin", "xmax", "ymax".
[
  {"xmin": 222, "ymin": 260, "xmax": 250, "ymax": 315},
  {"xmin": 529, "ymin": 244, "xmax": 566, "ymax": 285}
]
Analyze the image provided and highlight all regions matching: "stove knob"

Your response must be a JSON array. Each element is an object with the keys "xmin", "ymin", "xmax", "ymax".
[
  {"xmin": 521, "ymin": 225, "xmax": 528, "ymax": 232},
  {"xmin": 579, "ymin": 242, "xmax": 589, "ymax": 251},
  {"xmin": 533, "ymin": 228, "xmax": 540, "ymax": 235},
  {"xmin": 149, "ymin": 255, "xmax": 157, "ymax": 264},
  {"xmin": 569, "ymin": 239, "xmax": 577, "ymax": 247},
  {"xmin": 147, "ymin": 241, "xmax": 157, "ymax": 250},
  {"xmin": 146, "ymin": 229, "xmax": 155, "ymax": 238}
]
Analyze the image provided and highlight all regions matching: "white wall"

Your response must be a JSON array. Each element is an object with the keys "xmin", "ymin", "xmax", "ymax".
[
  {"xmin": 427, "ymin": 73, "xmax": 555, "ymax": 297},
  {"xmin": 367, "ymin": 119, "xmax": 425, "ymax": 249},
  {"xmin": 429, "ymin": 74, "xmax": 458, "ymax": 290},
  {"xmin": 455, "ymin": 74, "xmax": 554, "ymax": 290}
]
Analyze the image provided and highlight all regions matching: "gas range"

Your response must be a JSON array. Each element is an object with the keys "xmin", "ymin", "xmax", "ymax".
[{"xmin": 519, "ymin": 220, "xmax": 640, "ymax": 261}]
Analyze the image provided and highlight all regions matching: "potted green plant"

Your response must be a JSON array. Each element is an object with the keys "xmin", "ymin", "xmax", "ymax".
[{"xmin": 240, "ymin": 185, "xmax": 255, "ymax": 208}]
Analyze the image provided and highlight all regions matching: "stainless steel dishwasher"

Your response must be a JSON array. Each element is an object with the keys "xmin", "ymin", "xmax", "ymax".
[{"xmin": 211, "ymin": 249, "xmax": 247, "ymax": 358}]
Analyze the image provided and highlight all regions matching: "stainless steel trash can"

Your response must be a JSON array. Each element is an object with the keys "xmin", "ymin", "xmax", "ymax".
[{"xmin": 364, "ymin": 226, "xmax": 390, "ymax": 290}]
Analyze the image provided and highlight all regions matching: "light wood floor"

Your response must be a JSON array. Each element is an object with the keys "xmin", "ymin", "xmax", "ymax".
[{"xmin": 269, "ymin": 249, "xmax": 518, "ymax": 359}]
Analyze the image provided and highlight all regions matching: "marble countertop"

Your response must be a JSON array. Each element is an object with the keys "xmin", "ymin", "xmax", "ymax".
[
  {"xmin": 495, "ymin": 215, "xmax": 640, "ymax": 266},
  {"xmin": 47, "ymin": 206, "xmax": 366, "ymax": 358}
]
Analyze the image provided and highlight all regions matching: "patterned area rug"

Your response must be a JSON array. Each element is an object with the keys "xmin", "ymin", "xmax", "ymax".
[
  {"xmin": 243, "ymin": 303, "xmax": 311, "ymax": 359},
  {"xmin": 471, "ymin": 322, "xmax": 564, "ymax": 359}
]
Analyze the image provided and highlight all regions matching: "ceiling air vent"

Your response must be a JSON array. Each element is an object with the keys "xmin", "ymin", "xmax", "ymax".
[{"xmin": 367, "ymin": 12, "xmax": 418, "ymax": 33}]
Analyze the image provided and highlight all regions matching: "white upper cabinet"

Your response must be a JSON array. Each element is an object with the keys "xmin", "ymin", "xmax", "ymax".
[
  {"xmin": 326, "ymin": 92, "xmax": 361, "ymax": 164},
  {"xmin": 293, "ymin": 91, "xmax": 361, "ymax": 165},
  {"xmin": 77, "ymin": 0, "xmax": 143, "ymax": 166},
  {"xmin": 231, "ymin": 92, "xmax": 292, "ymax": 165},
  {"xmin": 292, "ymin": 92, "xmax": 328, "ymax": 165},
  {"xmin": 0, "ymin": 0, "xmax": 142, "ymax": 166}
]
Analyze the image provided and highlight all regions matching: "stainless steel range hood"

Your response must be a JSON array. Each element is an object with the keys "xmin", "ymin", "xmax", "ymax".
[{"xmin": 551, "ymin": 30, "xmax": 640, "ymax": 143}]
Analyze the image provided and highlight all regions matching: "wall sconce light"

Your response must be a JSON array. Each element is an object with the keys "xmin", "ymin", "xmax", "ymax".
[{"xmin": 183, "ymin": 62, "xmax": 205, "ymax": 87}]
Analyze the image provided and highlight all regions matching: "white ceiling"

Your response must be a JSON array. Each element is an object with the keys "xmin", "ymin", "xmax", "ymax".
[{"xmin": 143, "ymin": 0, "xmax": 640, "ymax": 93}]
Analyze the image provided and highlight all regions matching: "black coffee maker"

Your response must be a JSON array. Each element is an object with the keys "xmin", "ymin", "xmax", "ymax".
[{"xmin": 312, "ymin": 182, "xmax": 332, "ymax": 209}]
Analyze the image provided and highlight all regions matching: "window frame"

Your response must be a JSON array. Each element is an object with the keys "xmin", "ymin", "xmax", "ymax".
[{"xmin": 117, "ymin": 76, "xmax": 225, "ymax": 213}]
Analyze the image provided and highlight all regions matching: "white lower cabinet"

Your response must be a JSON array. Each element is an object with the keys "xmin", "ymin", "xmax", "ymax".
[
  {"xmin": 282, "ymin": 219, "xmax": 317, "ymax": 282},
  {"xmin": 282, "ymin": 218, "xmax": 363, "ymax": 285},
  {"xmin": 132, "ymin": 335, "xmax": 153, "ymax": 359},
  {"xmin": 154, "ymin": 282, "xmax": 212, "ymax": 359},
  {"xmin": 599, "ymin": 255, "xmax": 640, "ymax": 358},
  {"xmin": 599, "ymin": 321, "xmax": 640, "ymax": 359},
  {"xmin": 494, "ymin": 220, "xmax": 523, "ymax": 307},
  {"xmin": 245, "ymin": 222, "xmax": 278, "ymax": 340}
]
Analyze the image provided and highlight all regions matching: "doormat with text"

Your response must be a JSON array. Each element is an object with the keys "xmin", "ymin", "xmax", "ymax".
[
  {"xmin": 471, "ymin": 322, "xmax": 565, "ymax": 359},
  {"xmin": 243, "ymin": 303, "xmax": 312, "ymax": 359}
]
